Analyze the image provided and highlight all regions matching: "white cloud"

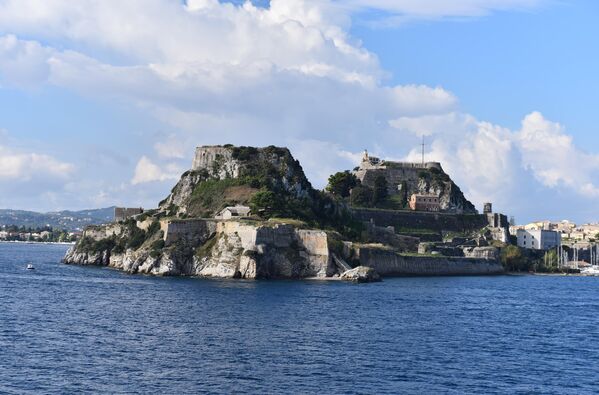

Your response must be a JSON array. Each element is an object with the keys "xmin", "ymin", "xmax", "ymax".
[
  {"xmin": 131, "ymin": 156, "xmax": 182, "ymax": 185},
  {"xmin": 154, "ymin": 135, "xmax": 188, "ymax": 159},
  {"xmin": 516, "ymin": 111, "xmax": 599, "ymax": 196},
  {"xmin": 0, "ymin": 34, "xmax": 51, "ymax": 87},
  {"xmin": 0, "ymin": 144, "xmax": 74, "ymax": 181}
]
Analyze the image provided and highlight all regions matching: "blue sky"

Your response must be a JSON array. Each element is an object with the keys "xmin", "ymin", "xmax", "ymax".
[
  {"xmin": 0, "ymin": 0, "xmax": 598, "ymax": 224},
  {"xmin": 353, "ymin": 1, "xmax": 599, "ymax": 137}
]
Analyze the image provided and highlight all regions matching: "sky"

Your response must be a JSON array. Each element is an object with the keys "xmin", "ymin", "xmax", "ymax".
[{"xmin": 0, "ymin": 0, "xmax": 598, "ymax": 224}]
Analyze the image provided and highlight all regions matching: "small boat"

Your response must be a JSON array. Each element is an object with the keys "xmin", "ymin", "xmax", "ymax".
[{"xmin": 26, "ymin": 264, "xmax": 35, "ymax": 270}]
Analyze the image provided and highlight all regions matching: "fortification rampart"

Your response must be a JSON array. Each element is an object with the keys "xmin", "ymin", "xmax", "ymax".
[
  {"xmin": 356, "ymin": 247, "xmax": 504, "ymax": 276},
  {"xmin": 163, "ymin": 219, "xmax": 217, "ymax": 245},
  {"xmin": 351, "ymin": 208, "xmax": 489, "ymax": 233}
]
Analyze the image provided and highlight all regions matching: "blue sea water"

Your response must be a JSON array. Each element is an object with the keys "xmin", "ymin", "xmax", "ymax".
[{"xmin": 1, "ymin": 243, "xmax": 599, "ymax": 394}]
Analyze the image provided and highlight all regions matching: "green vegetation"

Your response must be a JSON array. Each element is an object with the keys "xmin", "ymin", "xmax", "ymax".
[
  {"xmin": 500, "ymin": 245, "xmax": 574, "ymax": 273},
  {"xmin": 78, "ymin": 236, "xmax": 117, "ymax": 254},
  {"xmin": 195, "ymin": 234, "xmax": 219, "ymax": 260},
  {"xmin": 326, "ymin": 171, "xmax": 358, "ymax": 198},
  {"xmin": 372, "ymin": 175, "xmax": 389, "ymax": 205},
  {"xmin": 350, "ymin": 184, "xmax": 373, "ymax": 207},
  {"xmin": 249, "ymin": 190, "xmax": 284, "ymax": 217},
  {"xmin": 150, "ymin": 239, "xmax": 165, "ymax": 258},
  {"xmin": 78, "ymin": 219, "xmax": 164, "ymax": 256},
  {"xmin": 187, "ymin": 178, "xmax": 257, "ymax": 218},
  {"xmin": 0, "ymin": 225, "xmax": 78, "ymax": 243}
]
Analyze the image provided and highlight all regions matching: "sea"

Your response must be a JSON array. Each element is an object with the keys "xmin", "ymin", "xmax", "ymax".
[{"xmin": 1, "ymin": 242, "xmax": 599, "ymax": 394}]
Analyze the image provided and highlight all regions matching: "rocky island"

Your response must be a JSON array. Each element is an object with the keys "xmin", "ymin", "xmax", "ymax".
[{"xmin": 63, "ymin": 145, "xmax": 508, "ymax": 281}]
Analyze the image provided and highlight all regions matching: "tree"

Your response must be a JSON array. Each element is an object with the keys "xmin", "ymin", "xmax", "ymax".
[
  {"xmin": 326, "ymin": 171, "xmax": 358, "ymax": 198},
  {"xmin": 249, "ymin": 190, "xmax": 283, "ymax": 217},
  {"xmin": 397, "ymin": 181, "xmax": 408, "ymax": 208},
  {"xmin": 372, "ymin": 175, "xmax": 389, "ymax": 205},
  {"xmin": 350, "ymin": 185, "xmax": 373, "ymax": 207},
  {"xmin": 500, "ymin": 245, "xmax": 527, "ymax": 272}
]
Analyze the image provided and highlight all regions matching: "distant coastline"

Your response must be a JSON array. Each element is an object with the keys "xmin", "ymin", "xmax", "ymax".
[{"xmin": 0, "ymin": 240, "xmax": 75, "ymax": 246}]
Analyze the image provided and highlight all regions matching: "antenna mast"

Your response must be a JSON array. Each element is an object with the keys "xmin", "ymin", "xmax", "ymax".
[{"xmin": 421, "ymin": 135, "xmax": 425, "ymax": 166}]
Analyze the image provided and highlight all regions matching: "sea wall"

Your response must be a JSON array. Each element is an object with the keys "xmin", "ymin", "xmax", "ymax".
[{"xmin": 355, "ymin": 246, "xmax": 504, "ymax": 276}]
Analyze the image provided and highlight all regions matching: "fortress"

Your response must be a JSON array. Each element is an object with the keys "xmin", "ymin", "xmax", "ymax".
[
  {"xmin": 353, "ymin": 150, "xmax": 477, "ymax": 214},
  {"xmin": 354, "ymin": 150, "xmax": 441, "ymax": 195}
]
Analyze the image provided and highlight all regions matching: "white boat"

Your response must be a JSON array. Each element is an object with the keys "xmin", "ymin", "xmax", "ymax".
[
  {"xmin": 26, "ymin": 264, "xmax": 35, "ymax": 270},
  {"xmin": 581, "ymin": 265, "xmax": 599, "ymax": 276}
]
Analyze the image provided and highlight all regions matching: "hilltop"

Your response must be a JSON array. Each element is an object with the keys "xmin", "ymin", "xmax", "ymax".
[{"xmin": 0, "ymin": 207, "xmax": 114, "ymax": 231}]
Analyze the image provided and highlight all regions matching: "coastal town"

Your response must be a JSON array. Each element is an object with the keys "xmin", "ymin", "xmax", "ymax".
[{"xmin": 0, "ymin": 225, "xmax": 80, "ymax": 243}]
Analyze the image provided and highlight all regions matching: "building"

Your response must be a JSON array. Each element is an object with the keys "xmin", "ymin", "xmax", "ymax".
[
  {"xmin": 483, "ymin": 202, "xmax": 493, "ymax": 214},
  {"xmin": 409, "ymin": 194, "xmax": 440, "ymax": 212},
  {"xmin": 517, "ymin": 229, "xmax": 561, "ymax": 250},
  {"xmin": 114, "ymin": 207, "xmax": 144, "ymax": 222},
  {"xmin": 215, "ymin": 205, "xmax": 251, "ymax": 220}
]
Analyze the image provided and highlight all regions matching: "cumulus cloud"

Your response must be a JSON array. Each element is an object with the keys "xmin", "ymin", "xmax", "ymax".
[
  {"xmin": 0, "ymin": 34, "xmax": 51, "ymax": 87},
  {"xmin": 516, "ymin": 111, "xmax": 599, "ymax": 196},
  {"xmin": 131, "ymin": 156, "xmax": 182, "ymax": 185},
  {"xmin": 0, "ymin": 144, "xmax": 74, "ymax": 181}
]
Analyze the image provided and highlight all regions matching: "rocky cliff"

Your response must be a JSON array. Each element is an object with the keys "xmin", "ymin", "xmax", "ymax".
[{"xmin": 64, "ymin": 219, "xmax": 341, "ymax": 279}]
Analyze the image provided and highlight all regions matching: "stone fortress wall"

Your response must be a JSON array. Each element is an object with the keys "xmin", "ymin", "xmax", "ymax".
[
  {"xmin": 191, "ymin": 146, "xmax": 241, "ymax": 179},
  {"xmin": 354, "ymin": 159, "xmax": 443, "ymax": 197},
  {"xmin": 352, "ymin": 208, "xmax": 490, "ymax": 233},
  {"xmin": 355, "ymin": 246, "xmax": 504, "ymax": 276}
]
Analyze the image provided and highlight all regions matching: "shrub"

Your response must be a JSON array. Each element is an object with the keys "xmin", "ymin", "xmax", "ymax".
[
  {"xmin": 249, "ymin": 190, "xmax": 284, "ymax": 217},
  {"xmin": 372, "ymin": 175, "xmax": 389, "ymax": 205},
  {"xmin": 326, "ymin": 171, "xmax": 358, "ymax": 198},
  {"xmin": 127, "ymin": 227, "xmax": 146, "ymax": 250},
  {"xmin": 350, "ymin": 185, "xmax": 373, "ymax": 207}
]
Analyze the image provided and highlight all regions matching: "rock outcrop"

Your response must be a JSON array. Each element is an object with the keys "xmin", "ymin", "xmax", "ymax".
[
  {"xmin": 159, "ymin": 145, "xmax": 315, "ymax": 218},
  {"xmin": 340, "ymin": 266, "xmax": 381, "ymax": 283}
]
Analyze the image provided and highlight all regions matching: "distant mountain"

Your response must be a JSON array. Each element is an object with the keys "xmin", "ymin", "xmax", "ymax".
[{"xmin": 0, "ymin": 207, "xmax": 115, "ymax": 231}]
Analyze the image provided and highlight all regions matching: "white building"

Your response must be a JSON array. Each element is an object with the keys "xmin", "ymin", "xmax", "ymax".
[
  {"xmin": 215, "ymin": 205, "xmax": 251, "ymax": 220},
  {"xmin": 517, "ymin": 229, "xmax": 561, "ymax": 250}
]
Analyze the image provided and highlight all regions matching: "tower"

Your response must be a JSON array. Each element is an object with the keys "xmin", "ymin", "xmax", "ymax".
[{"xmin": 483, "ymin": 202, "xmax": 493, "ymax": 214}]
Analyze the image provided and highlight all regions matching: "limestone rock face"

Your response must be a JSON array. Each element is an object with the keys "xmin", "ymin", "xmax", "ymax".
[
  {"xmin": 193, "ymin": 223, "xmax": 334, "ymax": 279},
  {"xmin": 340, "ymin": 266, "xmax": 381, "ymax": 283},
  {"xmin": 64, "ymin": 220, "xmax": 335, "ymax": 280},
  {"xmin": 159, "ymin": 171, "xmax": 205, "ymax": 214},
  {"xmin": 192, "ymin": 146, "xmax": 240, "ymax": 179}
]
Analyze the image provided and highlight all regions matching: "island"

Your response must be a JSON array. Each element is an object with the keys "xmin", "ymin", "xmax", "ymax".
[{"xmin": 63, "ymin": 145, "xmax": 511, "ymax": 281}]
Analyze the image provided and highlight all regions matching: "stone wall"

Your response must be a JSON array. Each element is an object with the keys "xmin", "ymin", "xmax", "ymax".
[
  {"xmin": 352, "ymin": 208, "xmax": 489, "ymax": 233},
  {"xmin": 356, "ymin": 247, "xmax": 504, "ymax": 276},
  {"xmin": 163, "ymin": 219, "xmax": 217, "ymax": 245}
]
